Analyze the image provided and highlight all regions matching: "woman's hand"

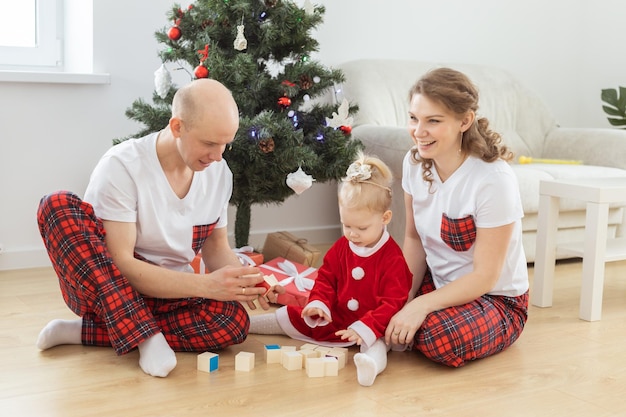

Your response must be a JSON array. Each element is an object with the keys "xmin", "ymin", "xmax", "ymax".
[{"xmin": 385, "ymin": 297, "xmax": 428, "ymax": 346}]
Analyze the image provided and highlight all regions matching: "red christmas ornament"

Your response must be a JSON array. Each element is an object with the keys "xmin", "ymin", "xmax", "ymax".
[
  {"xmin": 197, "ymin": 44, "xmax": 209, "ymax": 62},
  {"xmin": 194, "ymin": 65, "xmax": 209, "ymax": 79},
  {"xmin": 277, "ymin": 96, "xmax": 291, "ymax": 108},
  {"xmin": 339, "ymin": 125, "xmax": 352, "ymax": 135},
  {"xmin": 168, "ymin": 26, "xmax": 181, "ymax": 41}
]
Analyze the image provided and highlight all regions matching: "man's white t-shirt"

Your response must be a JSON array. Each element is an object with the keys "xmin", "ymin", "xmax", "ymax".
[
  {"xmin": 83, "ymin": 132, "xmax": 232, "ymax": 272},
  {"xmin": 402, "ymin": 152, "xmax": 528, "ymax": 297}
]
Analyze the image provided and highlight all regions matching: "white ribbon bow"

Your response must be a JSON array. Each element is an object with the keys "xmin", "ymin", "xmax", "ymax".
[
  {"xmin": 233, "ymin": 246, "xmax": 257, "ymax": 266},
  {"xmin": 345, "ymin": 162, "xmax": 372, "ymax": 182},
  {"xmin": 261, "ymin": 259, "xmax": 316, "ymax": 292}
]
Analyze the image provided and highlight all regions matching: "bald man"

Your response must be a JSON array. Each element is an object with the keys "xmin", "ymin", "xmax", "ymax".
[{"xmin": 36, "ymin": 79, "xmax": 282, "ymax": 377}]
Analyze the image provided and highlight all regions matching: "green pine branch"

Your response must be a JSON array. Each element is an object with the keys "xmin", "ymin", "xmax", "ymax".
[{"xmin": 117, "ymin": 0, "xmax": 363, "ymax": 247}]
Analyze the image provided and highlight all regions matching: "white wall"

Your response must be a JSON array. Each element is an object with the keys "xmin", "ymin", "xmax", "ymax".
[{"xmin": 1, "ymin": 0, "xmax": 625, "ymax": 270}]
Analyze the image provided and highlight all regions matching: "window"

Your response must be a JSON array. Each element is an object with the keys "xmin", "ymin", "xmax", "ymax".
[
  {"xmin": 0, "ymin": 0, "xmax": 109, "ymax": 84},
  {"xmin": 0, "ymin": 0, "xmax": 61, "ymax": 69}
]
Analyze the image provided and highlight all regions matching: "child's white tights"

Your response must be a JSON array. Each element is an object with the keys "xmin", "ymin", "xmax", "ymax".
[
  {"xmin": 353, "ymin": 338, "xmax": 388, "ymax": 387},
  {"xmin": 249, "ymin": 312, "xmax": 284, "ymax": 334}
]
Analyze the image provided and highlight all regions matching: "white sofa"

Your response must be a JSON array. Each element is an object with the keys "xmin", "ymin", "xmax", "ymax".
[{"xmin": 337, "ymin": 59, "xmax": 626, "ymax": 262}]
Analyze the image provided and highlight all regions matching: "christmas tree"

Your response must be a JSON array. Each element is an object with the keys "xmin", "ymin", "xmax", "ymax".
[{"xmin": 118, "ymin": 0, "xmax": 363, "ymax": 248}]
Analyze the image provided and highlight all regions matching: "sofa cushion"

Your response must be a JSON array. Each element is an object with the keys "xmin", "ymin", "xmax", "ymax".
[{"xmin": 338, "ymin": 59, "xmax": 557, "ymax": 158}]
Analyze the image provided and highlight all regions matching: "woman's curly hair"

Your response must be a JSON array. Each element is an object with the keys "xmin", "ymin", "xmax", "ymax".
[{"xmin": 408, "ymin": 68, "xmax": 512, "ymax": 189}]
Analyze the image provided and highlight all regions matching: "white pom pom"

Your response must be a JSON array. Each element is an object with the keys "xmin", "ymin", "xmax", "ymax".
[
  {"xmin": 286, "ymin": 167, "xmax": 315, "ymax": 195},
  {"xmin": 154, "ymin": 64, "xmax": 172, "ymax": 99},
  {"xmin": 347, "ymin": 298, "xmax": 359, "ymax": 311},
  {"xmin": 351, "ymin": 267, "xmax": 365, "ymax": 280}
]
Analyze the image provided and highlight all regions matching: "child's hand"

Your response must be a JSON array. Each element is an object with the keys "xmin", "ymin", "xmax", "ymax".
[
  {"xmin": 335, "ymin": 328, "xmax": 362, "ymax": 345},
  {"xmin": 301, "ymin": 307, "xmax": 331, "ymax": 323}
]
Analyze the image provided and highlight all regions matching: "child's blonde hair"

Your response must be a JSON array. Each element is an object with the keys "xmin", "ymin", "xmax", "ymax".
[{"xmin": 338, "ymin": 151, "xmax": 393, "ymax": 213}]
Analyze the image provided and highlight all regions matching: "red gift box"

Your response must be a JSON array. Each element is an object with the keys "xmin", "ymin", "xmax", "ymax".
[
  {"xmin": 191, "ymin": 248, "xmax": 264, "ymax": 274},
  {"xmin": 258, "ymin": 257, "xmax": 318, "ymax": 307}
]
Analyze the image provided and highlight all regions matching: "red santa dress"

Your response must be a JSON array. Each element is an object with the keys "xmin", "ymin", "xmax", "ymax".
[{"xmin": 275, "ymin": 230, "xmax": 412, "ymax": 349}]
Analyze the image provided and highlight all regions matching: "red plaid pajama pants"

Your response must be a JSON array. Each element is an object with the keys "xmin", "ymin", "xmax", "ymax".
[
  {"xmin": 412, "ymin": 270, "xmax": 528, "ymax": 367},
  {"xmin": 37, "ymin": 191, "xmax": 249, "ymax": 355}
]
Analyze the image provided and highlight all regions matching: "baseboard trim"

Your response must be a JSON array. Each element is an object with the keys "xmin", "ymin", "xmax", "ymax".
[
  {"xmin": 0, "ymin": 247, "xmax": 52, "ymax": 271},
  {"xmin": 0, "ymin": 226, "xmax": 342, "ymax": 271},
  {"xmin": 231, "ymin": 226, "xmax": 342, "ymax": 251}
]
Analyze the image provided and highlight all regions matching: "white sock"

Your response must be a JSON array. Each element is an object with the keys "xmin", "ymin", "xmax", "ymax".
[
  {"xmin": 137, "ymin": 332, "xmax": 177, "ymax": 378},
  {"xmin": 248, "ymin": 313, "xmax": 284, "ymax": 334},
  {"xmin": 354, "ymin": 338, "xmax": 388, "ymax": 387},
  {"xmin": 36, "ymin": 318, "xmax": 82, "ymax": 350}
]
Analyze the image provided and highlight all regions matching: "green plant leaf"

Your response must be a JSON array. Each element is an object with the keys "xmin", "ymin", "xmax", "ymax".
[
  {"xmin": 601, "ymin": 88, "xmax": 618, "ymax": 105},
  {"xmin": 602, "ymin": 105, "xmax": 623, "ymax": 116},
  {"xmin": 601, "ymin": 87, "xmax": 626, "ymax": 128},
  {"xmin": 607, "ymin": 118, "xmax": 626, "ymax": 127}
]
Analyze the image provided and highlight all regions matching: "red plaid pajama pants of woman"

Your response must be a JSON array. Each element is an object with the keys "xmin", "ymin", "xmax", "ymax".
[
  {"xmin": 37, "ymin": 191, "xmax": 249, "ymax": 355},
  {"xmin": 412, "ymin": 271, "xmax": 528, "ymax": 367}
]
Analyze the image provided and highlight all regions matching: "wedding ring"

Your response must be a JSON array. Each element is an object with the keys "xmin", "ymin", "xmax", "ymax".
[{"xmin": 393, "ymin": 331, "xmax": 400, "ymax": 335}]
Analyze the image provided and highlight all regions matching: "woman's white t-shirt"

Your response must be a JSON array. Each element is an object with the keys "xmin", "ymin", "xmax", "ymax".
[
  {"xmin": 402, "ymin": 151, "xmax": 528, "ymax": 296},
  {"xmin": 83, "ymin": 132, "xmax": 232, "ymax": 272}
]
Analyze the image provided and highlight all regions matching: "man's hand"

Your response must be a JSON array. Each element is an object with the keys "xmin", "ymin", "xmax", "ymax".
[{"xmin": 207, "ymin": 267, "xmax": 286, "ymax": 310}]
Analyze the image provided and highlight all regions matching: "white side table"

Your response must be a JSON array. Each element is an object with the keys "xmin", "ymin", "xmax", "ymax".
[{"xmin": 531, "ymin": 177, "xmax": 626, "ymax": 321}]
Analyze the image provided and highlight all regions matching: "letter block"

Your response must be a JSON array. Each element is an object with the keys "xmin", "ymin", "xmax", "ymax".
[
  {"xmin": 305, "ymin": 357, "xmax": 326, "ymax": 377},
  {"xmin": 264, "ymin": 344, "xmax": 282, "ymax": 364},
  {"xmin": 235, "ymin": 351, "xmax": 255, "ymax": 372},
  {"xmin": 323, "ymin": 357, "xmax": 339, "ymax": 376},
  {"xmin": 327, "ymin": 348, "xmax": 347, "ymax": 369},
  {"xmin": 299, "ymin": 343, "xmax": 320, "ymax": 351},
  {"xmin": 280, "ymin": 345, "xmax": 297, "ymax": 365},
  {"xmin": 282, "ymin": 351, "xmax": 303, "ymax": 371},
  {"xmin": 298, "ymin": 349, "xmax": 319, "ymax": 369},
  {"xmin": 197, "ymin": 352, "xmax": 219, "ymax": 373}
]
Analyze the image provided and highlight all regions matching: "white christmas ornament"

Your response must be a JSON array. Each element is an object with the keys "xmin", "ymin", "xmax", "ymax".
[
  {"xmin": 154, "ymin": 64, "xmax": 172, "ymax": 99},
  {"xmin": 234, "ymin": 24, "xmax": 247, "ymax": 51},
  {"xmin": 303, "ymin": 0, "xmax": 314, "ymax": 15},
  {"xmin": 325, "ymin": 98, "xmax": 353, "ymax": 128},
  {"xmin": 286, "ymin": 167, "xmax": 315, "ymax": 195}
]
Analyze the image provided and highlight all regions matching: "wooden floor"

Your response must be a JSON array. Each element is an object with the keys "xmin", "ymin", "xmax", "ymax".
[{"xmin": 1, "ymin": 258, "xmax": 626, "ymax": 417}]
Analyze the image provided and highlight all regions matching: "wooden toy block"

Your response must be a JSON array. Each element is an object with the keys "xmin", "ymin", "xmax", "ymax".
[
  {"xmin": 280, "ymin": 345, "xmax": 297, "ymax": 365},
  {"xmin": 255, "ymin": 273, "xmax": 279, "ymax": 295},
  {"xmin": 298, "ymin": 349, "xmax": 319, "ymax": 369},
  {"xmin": 323, "ymin": 357, "xmax": 339, "ymax": 376},
  {"xmin": 282, "ymin": 351, "xmax": 303, "ymax": 371},
  {"xmin": 235, "ymin": 351, "xmax": 255, "ymax": 372},
  {"xmin": 329, "ymin": 346, "xmax": 349, "ymax": 354},
  {"xmin": 264, "ymin": 344, "xmax": 282, "ymax": 364},
  {"xmin": 197, "ymin": 352, "xmax": 219, "ymax": 373},
  {"xmin": 299, "ymin": 343, "xmax": 320, "ymax": 351},
  {"xmin": 326, "ymin": 349, "xmax": 347, "ymax": 369},
  {"xmin": 305, "ymin": 357, "xmax": 325, "ymax": 378},
  {"xmin": 314, "ymin": 346, "xmax": 331, "ymax": 354}
]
